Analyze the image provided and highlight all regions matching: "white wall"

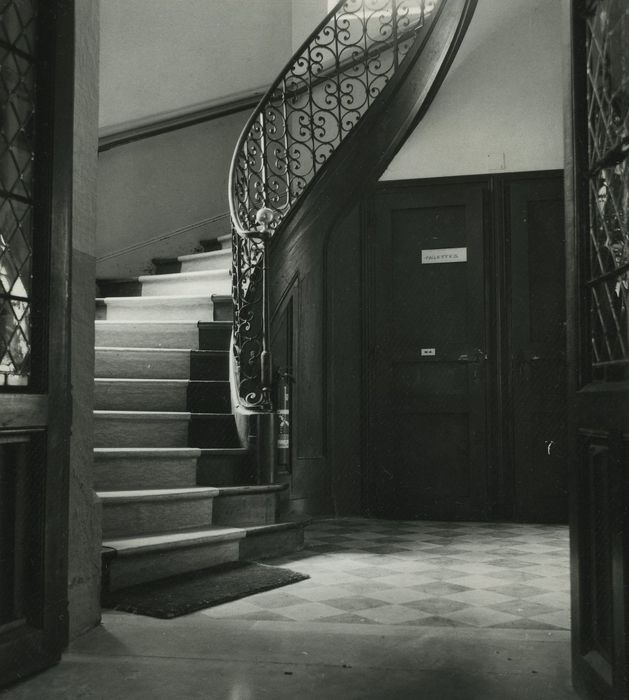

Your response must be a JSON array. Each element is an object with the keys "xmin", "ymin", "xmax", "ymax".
[
  {"xmin": 292, "ymin": 0, "xmax": 328, "ymax": 52},
  {"xmin": 99, "ymin": 0, "xmax": 293, "ymax": 129},
  {"xmin": 382, "ymin": 0, "xmax": 564, "ymax": 180}
]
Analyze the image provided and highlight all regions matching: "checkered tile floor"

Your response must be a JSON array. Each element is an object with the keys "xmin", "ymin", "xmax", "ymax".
[{"xmin": 200, "ymin": 518, "xmax": 570, "ymax": 630}]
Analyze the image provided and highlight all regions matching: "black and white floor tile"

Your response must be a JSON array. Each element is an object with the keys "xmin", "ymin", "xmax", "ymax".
[{"xmin": 200, "ymin": 518, "xmax": 570, "ymax": 630}]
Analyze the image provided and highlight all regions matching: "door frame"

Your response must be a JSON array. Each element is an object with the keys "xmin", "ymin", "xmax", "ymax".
[
  {"xmin": 0, "ymin": 0, "xmax": 74, "ymax": 686},
  {"xmin": 361, "ymin": 169, "xmax": 564, "ymax": 521}
]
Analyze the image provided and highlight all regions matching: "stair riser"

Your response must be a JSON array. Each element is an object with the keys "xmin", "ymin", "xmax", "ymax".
[
  {"xmin": 95, "ymin": 350, "xmax": 228, "ymax": 380},
  {"xmin": 97, "ymin": 280, "xmax": 142, "ymax": 297},
  {"xmin": 197, "ymin": 453, "xmax": 254, "ymax": 487},
  {"xmin": 239, "ymin": 528, "xmax": 305, "ymax": 561},
  {"xmin": 191, "ymin": 352, "xmax": 230, "ymax": 380},
  {"xmin": 179, "ymin": 252, "xmax": 231, "ymax": 273},
  {"xmin": 212, "ymin": 493, "xmax": 279, "ymax": 526},
  {"xmin": 94, "ymin": 456, "xmax": 198, "ymax": 491},
  {"xmin": 198, "ymin": 324, "xmax": 231, "ymax": 351},
  {"xmin": 94, "ymin": 417, "xmax": 190, "ymax": 448},
  {"xmin": 94, "ymin": 382, "xmax": 230, "ymax": 413},
  {"xmin": 95, "ymin": 415, "xmax": 240, "ymax": 449},
  {"xmin": 105, "ymin": 539, "xmax": 241, "ymax": 591},
  {"xmin": 200, "ymin": 237, "xmax": 228, "ymax": 253},
  {"xmin": 211, "ymin": 298, "xmax": 232, "ymax": 323},
  {"xmin": 189, "ymin": 417, "xmax": 240, "ymax": 448},
  {"xmin": 140, "ymin": 274, "xmax": 231, "ymax": 298},
  {"xmin": 188, "ymin": 382, "xmax": 230, "ymax": 413},
  {"xmin": 95, "ymin": 324, "xmax": 199, "ymax": 349},
  {"xmin": 95, "ymin": 383, "xmax": 189, "ymax": 412},
  {"xmin": 102, "ymin": 300, "xmax": 213, "ymax": 323},
  {"xmin": 102, "ymin": 496, "xmax": 214, "ymax": 538}
]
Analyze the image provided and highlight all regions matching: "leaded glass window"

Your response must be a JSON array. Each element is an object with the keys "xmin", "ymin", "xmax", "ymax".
[
  {"xmin": 0, "ymin": 0, "xmax": 36, "ymax": 388},
  {"xmin": 586, "ymin": 0, "xmax": 629, "ymax": 382}
]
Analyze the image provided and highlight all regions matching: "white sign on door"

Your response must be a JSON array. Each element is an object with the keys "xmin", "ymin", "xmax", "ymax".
[{"xmin": 421, "ymin": 247, "xmax": 468, "ymax": 264}]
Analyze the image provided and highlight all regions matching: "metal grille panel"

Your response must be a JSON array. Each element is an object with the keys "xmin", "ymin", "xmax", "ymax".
[
  {"xmin": 0, "ymin": 0, "xmax": 36, "ymax": 387},
  {"xmin": 230, "ymin": 0, "xmax": 438, "ymax": 408},
  {"xmin": 586, "ymin": 0, "xmax": 629, "ymax": 381}
]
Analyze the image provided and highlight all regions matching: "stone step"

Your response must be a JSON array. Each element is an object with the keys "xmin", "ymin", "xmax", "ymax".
[
  {"xmin": 153, "ymin": 249, "xmax": 232, "ymax": 275},
  {"xmin": 94, "ymin": 379, "xmax": 230, "ymax": 412},
  {"xmin": 97, "ymin": 296, "xmax": 213, "ymax": 322},
  {"xmin": 179, "ymin": 249, "xmax": 232, "ymax": 273},
  {"xmin": 238, "ymin": 518, "xmax": 310, "ymax": 561},
  {"xmin": 97, "ymin": 278, "xmax": 142, "ymax": 298},
  {"xmin": 94, "ymin": 411, "xmax": 240, "ymax": 448},
  {"xmin": 138, "ymin": 269, "xmax": 231, "ymax": 297},
  {"xmin": 211, "ymin": 294, "xmax": 232, "ymax": 322},
  {"xmin": 99, "ymin": 487, "xmax": 218, "ymax": 539},
  {"xmin": 102, "ymin": 527, "xmax": 246, "ymax": 592},
  {"xmin": 94, "ymin": 447, "xmax": 200, "ymax": 491},
  {"xmin": 198, "ymin": 321, "xmax": 231, "ymax": 350},
  {"xmin": 95, "ymin": 321, "xmax": 200, "ymax": 349},
  {"xmin": 200, "ymin": 233, "xmax": 231, "ymax": 252},
  {"xmin": 197, "ymin": 448, "xmax": 255, "ymax": 487},
  {"xmin": 212, "ymin": 484, "xmax": 288, "ymax": 526},
  {"xmin": 95, "ymin": 348, "xmax": 229, "ymax": 380}
]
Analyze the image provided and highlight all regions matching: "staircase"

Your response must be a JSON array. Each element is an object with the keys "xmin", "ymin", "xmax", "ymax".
[{"xmin": 95, "ymin": 233, "xmax": 305, "ymax": 596}]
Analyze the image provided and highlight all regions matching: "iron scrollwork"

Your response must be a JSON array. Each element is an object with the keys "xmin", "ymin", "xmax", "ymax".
[
  {"xmin": 585, "ymin": 0, "xmax": 629, "ymax": 381},
  {"xmin": 229, "ymin": 0, "xmax": 439, "ymax": 409}
]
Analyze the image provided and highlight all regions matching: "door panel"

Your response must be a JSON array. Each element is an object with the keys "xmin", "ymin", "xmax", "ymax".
[
  {"xmin": 367, "ymin": 182, "xmax": 488, "ymax": 520},
  {"xmin": 509, "ymin": 176, "xmax": 569, "ymax": 522},
  {"xmin": 566, "ymin": 1, "xmax": 629, "ymax": 698}
]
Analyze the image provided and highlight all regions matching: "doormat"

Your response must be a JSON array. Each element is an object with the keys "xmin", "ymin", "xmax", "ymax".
[{"xmin": 102, "ymin": 561, "xmax": 309, "ymax": 619}]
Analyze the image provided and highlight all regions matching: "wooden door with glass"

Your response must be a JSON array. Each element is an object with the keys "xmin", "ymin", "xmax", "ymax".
[{"xmin": 0, "ymin": 0, "xmax": 73, "ymax": 687}]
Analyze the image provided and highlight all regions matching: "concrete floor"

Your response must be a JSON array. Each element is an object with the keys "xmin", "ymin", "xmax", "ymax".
[{"xmin": 1, "ymin": 519, "xmax": 579, "ymax": 699}]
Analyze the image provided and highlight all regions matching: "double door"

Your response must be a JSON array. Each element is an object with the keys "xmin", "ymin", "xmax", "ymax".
[{"xmin": 366, "ymin": 172, "xmax": 567, "ymax": 522}]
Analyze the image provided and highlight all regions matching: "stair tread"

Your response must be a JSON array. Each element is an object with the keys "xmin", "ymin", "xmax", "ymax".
[
  {"xmin": 94, "ymin": 447, "xmax": 202, "ymax": 456},
  {"xmin": 95, "ymin": 410, "xmax": 232, "ymax": 417},
  {"xmin": 241, "ymin": 516, "xmax": 313, "ymax": 535},
  {"xmin": 98, "ymin": 295, "xmax": 212, "ymax": 303},
  {"xmin": 95, "ymin": 410, "xmax": 192, "ymax": 419},
  {"xmin": 103, "ymin": 526, "xmax": 246, "ymax": 553},
  {"xmin": 95, "ymin": 320, "xmax": 200, "ymax": 326},
  {"xmin": 95, "ymin": 378, "xmax": 227, "ymax": 384},
  {"xmin": 95, "ymin": 378, "xmax": 190, "ymax": 385},
  {"xmin": 95, "ymin": 347, "xmax": 227, "ymax": 353},
  {"xmin": 98, "ymin": 487, "xmax": 219, "ymax": 501},
  {"xmin": 178, "ymin": 249, "xmax": 231, "ymax": 263},
  {"xmin": 216, "ymin": 484, "xmax": 288, "ymax": 496},
  {"xmin": 139, "ymin": 269, "xmax": 230, "ymax": 283}
]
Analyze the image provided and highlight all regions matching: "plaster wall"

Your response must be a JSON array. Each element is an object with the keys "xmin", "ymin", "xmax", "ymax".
[
  {"xmin": 96, "ymin": 113, "xmax": 247, "ymax": 279},
  {"xmin": 292, "ymin": 0, "xmax": 328, "ymax": 52},
  {"xmin": 382, "ymin": 0, "xmax": 564, "ymax": 180},
  {"xmin": 69, "ymin": 0, "xmax": 101, "ymax": 639},
  {"xmin": 97, "ymin": 0, "xmax": 293, "ymax": 278},
  {"xmin": 99, "ymin": 0, "xmax": 293, "ymax": 129}
]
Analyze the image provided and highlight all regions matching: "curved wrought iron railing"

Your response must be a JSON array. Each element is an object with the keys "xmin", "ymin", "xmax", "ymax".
[{"xmin": 229, "ymin": 0, "xmax": 443, "ymax": 409}]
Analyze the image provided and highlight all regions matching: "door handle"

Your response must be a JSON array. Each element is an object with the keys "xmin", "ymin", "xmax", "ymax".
[{"xmin": 457, "ymin": 349, "xmax": 487, "ymax": 363}]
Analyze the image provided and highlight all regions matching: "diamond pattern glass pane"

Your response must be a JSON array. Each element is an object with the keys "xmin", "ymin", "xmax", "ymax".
[
  {"xmin": 0, "ymin": 0, "xmax": 35, "ymax": 388},
  {"xmin": 586, "ymin": 0, "xmax": 629, "ymax": 380}
]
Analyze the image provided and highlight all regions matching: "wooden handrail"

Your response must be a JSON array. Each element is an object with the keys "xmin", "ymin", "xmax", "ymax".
[{"xmin": 98, "ymin": 87, "xmax": 268, "ymax": 152}]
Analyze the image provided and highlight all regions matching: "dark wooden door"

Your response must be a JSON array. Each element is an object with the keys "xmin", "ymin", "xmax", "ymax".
[
  {"xmin": 0, "ymin": 0, "xmax": 73, "ymax": 687},
  {"xmin": 367, "ymin": 182, "xmax": 489, "ymax": 520},
  {"xmin": 508, "ymin": 175, "xmax": 569, "ymax": 522},
  {"xmin": 566, "ymin": 2, "xmax": 629, "ymax": 698}
]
